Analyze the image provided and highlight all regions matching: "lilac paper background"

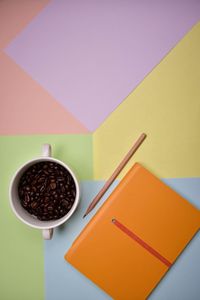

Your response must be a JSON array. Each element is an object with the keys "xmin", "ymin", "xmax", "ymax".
[{"xmin": 5, "ymin": 0, "xmax": 200, "ymax": 131}]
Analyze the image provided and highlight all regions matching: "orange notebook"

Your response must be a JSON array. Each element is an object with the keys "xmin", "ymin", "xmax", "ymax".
[{"xmin": 65, "ymin": 163, "xmax": 200, "ymax": 300}]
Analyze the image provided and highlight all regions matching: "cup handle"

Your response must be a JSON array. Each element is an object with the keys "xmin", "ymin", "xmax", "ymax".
[
  {"xmin": 42, "ymin": 229, "xmax": 53, "ymax": 240},
  {"xmin": 42, "ymin": 144, "xmax": 51, "ymax": 157}
]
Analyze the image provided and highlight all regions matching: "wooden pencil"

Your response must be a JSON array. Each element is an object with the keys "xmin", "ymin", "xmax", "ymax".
[{"xmin": 83, "ymin": 133, "xmax": 147, "ymax": 218}]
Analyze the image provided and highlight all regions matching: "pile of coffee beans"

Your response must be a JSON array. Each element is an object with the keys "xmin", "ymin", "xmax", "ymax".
[{"xmin": 18, "ymin": 161, "xmax": 76, "ymax": 221}]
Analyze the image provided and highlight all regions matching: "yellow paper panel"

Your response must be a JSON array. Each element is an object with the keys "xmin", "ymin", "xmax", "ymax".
[{"xmin": 93, "ymin": 23, "xmax": 200, "ymax": 180}]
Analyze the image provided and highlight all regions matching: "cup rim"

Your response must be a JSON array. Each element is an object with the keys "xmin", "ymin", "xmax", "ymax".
[{"xmin": 9, "ymin": 157, "xmax": 80, "ymax": 229}]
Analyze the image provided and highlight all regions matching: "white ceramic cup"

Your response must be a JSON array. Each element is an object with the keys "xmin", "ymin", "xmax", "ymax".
[{"xmin": 9, "ymin": 144, "xmax": 80, "ymax": 240}]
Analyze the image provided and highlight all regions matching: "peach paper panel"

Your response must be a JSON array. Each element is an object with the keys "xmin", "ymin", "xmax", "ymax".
[
  {"xmin": 0, "ymin": 51, "xmax": 88, "ymax": 134},
  {"xmin": 0, "ymin": 0, "xmax": 49, "ymax": 49}
]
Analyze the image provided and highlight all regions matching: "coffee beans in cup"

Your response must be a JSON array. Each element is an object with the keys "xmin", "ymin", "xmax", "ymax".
[{"xmin": 18, "ymin": 162, "xmax": 76, "ymax": 221}]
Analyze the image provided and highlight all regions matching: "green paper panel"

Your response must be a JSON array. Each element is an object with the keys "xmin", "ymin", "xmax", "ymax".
[{"xmin": 0, "ymin": 134, "xmax": 92, "ymax": 300}]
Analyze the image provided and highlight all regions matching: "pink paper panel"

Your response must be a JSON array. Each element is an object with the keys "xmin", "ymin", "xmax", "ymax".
[
  {"xmin": 0, "ymin": 52, "xmax": 88, "ymax": 134},
  {"xmin": 0, "ymin": 0, "xmax": 49, "ymax": 49}
]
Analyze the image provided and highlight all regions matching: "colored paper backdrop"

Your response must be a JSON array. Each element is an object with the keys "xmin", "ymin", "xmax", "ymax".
[{"xmin": 0, "ymin": 1, "xmax": 199, "ymax": 299}]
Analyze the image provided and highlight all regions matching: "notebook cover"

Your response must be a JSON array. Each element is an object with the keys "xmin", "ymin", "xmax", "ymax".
[{"xmin": 65, "ymin": 163, "xmax": 200, "ymax": 300}]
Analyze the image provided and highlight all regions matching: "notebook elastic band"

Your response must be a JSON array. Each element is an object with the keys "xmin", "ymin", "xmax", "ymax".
[{"xmin": 112, "ymin": 218, "xmax": 172, "ymax": 268}]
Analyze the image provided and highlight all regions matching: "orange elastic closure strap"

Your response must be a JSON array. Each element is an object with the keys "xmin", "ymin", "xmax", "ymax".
[{"xmin": 112, "ymin": 218, "xmax": 172, "ymax": 268}]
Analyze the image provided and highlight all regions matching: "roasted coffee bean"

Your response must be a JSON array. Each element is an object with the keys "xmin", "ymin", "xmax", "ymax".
[
  {"xmin": 38, "ymin": 177, "xmax": 45, "ymax": 183},
  {"xmin": 25, "ymin": 192, "xmax": 30, "ymax": 202},
  {"xmin": 43, "ymin": 198, "xmax": 49, "ymax": 204},
  {"xmin": 40, "ymin": 185, "xmax": 46, "ymax": 193},
  {"xmin": 57, "ymin": 177, "xmax": 64, "ymax": 182},
  {"xmin": 18, "ymin": 161, "xmax": 76, "ymax": 220},
  {"xmin": 63, "ymin": 199, "xmax": 69, "ymax": 205},
  {"xmin": 23, "ymin": 201, "xmax": 28, "ymax": 207},
  {"xmin": 31, "ymin": 202, "xmax": 38, "ymax": 209},
  {"xmin": 50, "ymin": 182, "xmax": 56, "ymax": 190}
]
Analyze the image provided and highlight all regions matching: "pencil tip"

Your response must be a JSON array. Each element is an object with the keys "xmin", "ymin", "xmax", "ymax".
[{"xmin": 83, "ymin": 214, "xmax": 86, "ymax": 218}]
